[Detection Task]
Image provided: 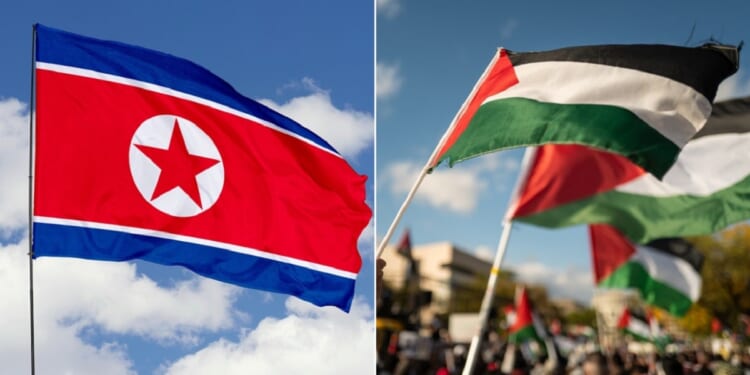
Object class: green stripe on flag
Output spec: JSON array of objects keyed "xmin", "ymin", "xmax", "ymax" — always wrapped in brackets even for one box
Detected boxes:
[
  {"xmin": 509, "ymin": 325, "xmax": 541, "ymax": 344},
  {"xmin": 440, "ymin": 98, "xmax": 679, "ymax": 177},
  {"xmin": 623, "ymin": 328, "xmax": 652, "ymax": 342},
  {"xmin": 517, "ymin": 173, "xmax": 750, "ymax": 244},
  {"xmin": 599, "ymin": 262, "xmax": 694, "ymax": 316}
]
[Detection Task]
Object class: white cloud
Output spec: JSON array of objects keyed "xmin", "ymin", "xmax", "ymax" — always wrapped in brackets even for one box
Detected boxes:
[
  {"xmin": 261, "ymin": 292, "xmax": 274, "ymax": 304},
  {"xmin": 474, "ymin": 245, "xmax": 495, "ymax": 262},
  {"xmin": 0, "ymin": 240, "xmax": 135, "ymax": 374},
  {"xmin": 260, "ymin": 79, "xmax": 373, "ymax": 160},
  {"xmin": 34, "ymin": 257, "xmax": 239, "ymax": 345},
  {"xmin": 377, "ymin": 0, "xmax": 401, "ymax": 19},
  {"xmin": 376, "ymin": 62, "xmax": 402, "ymax": 99},
  {"xmin": 715, "ymin": 72, "xmax": 750, "ymax": 101},
  {"xmin": 161, "ymin": 296, "xmax": 374, "ymax": 374},
  {"xmin": 382, "ymin": 154, "xmax": 518, "ymax": 214},
  {"xmin": 0, "ymin": 98, "xmax": 29, "ymax": 238},
  {"xmin": 384, "ymin": 161, "xmax": 485, "ymax": 213},
  {"xmin": 358, "ymin": 218, "xmax": 375, "ymax": 257},
  {"xmin": 500, "ymin": 19, "xmax": 519, "ymax": 40},
  {"xmin": 510, "ymin": 261, "xmax": 593, "ymax": 304},
  {"xmin": 474, "ymin": 153, "xmax": 520, "ymax": 173},
  {"xmin": 0, "ymin": 241, "xmax": 238, "ymax": 373}
]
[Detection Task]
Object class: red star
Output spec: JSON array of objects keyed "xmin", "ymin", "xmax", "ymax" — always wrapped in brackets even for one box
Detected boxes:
[{"xmin": 135, "ymin": 119, "xmax": 220, "ymax": 208}]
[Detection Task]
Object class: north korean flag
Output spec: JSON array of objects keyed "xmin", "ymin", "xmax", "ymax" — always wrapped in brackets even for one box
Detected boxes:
[{"xmin": 32, "ymin": 24, "xmax": 371, "ymax": 311}]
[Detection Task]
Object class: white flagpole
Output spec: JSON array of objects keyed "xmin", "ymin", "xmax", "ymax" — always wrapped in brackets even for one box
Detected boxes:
[
  {"xmin": 28, "ymin": 24, "xmax": 37, "ymax": 375},
  {"xmin": 376, "ymin": 49, "xmax": 502, "ymax": 258},
  {"xmin": 499, "ymin": 342, "xmax": 516, "ymax": 373},
  {"xmin": 461, "ymin": 147, "xmax": 537, "ymax": 375}
]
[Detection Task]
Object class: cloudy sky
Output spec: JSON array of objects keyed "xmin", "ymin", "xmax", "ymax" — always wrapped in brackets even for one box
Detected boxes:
[
  {"xmin": 377, "ymin": 0, "xmax": 750, "ymax": 304},
  {"xmin": 1, "ymin": 1, "xmax": 373, "ymax": 374}
]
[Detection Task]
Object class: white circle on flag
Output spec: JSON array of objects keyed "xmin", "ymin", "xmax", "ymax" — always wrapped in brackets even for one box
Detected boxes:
[{"xmin": 129, "ymin": 114, "xmax": 224, "ymax": 217}]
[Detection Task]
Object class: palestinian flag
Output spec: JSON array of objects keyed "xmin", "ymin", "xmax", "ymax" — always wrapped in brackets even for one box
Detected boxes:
[
  {"xmin": 617, "ymin": 308, "xmax": 653, "ymax": 342},
  {"xmin": 508, "ymin": 287, "xmax": 542, "ymax": 344},
  {"xmin": 647, "ymin": 310, "xmax": 670, "ymax": 348},
  {"xmin": 430, "ymin": 44, "xmax": 738, "ymax": 178},
  {"xmin": 396, "ymin": 228, "xmax": 412, "ymax": 258},
  {"xmin": 590, "ymin": 224, "xmax": 703, "ymax": 316},
  {"xmin": 510, "ymin": 96, "xmax": 750, "ymax": 244}
]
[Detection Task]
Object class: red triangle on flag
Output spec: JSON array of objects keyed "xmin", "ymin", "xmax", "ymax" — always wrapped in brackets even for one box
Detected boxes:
[
  {"xmin": 509, "ymin": 287, "xmax": 534, "ymax": 333},
  {"xmin": 510, "ymin": 144, "xmax": 644, "ymax": 219},
  {"xmin": 396, "ymin": 229, "xmax": 412, "ymax": 258}
]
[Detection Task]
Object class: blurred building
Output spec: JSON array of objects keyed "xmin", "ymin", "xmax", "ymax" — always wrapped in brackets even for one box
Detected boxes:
[
  {"xmin": 380, "ymin": 241, "xmax": 492, "ymax": 324},
  {"xmin": 551, "ymin": 298, "xmax": 586, "ymax": 317},
  {"xmin": 591, "ymin": 289, "xmax": 640, "ymax": 349}
]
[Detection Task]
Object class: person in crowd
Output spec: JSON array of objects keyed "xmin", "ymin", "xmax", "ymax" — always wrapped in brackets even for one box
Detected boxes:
[
  {"xmin": 581, "ymin": 351, "xmax": 607, "ymax": 375},
  {"xmin": 658, "ymin": 355, "xmax": 684, "ymax": 375}
]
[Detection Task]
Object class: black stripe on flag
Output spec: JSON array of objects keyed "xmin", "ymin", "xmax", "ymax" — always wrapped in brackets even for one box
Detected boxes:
[
  {"xmin": 694, "ymin": 96, "xmax": 750, "ymax": 139},
  {"xmin": 507, "ymin": 44, "xmax": 738, "ymax": 102},
  {"xmin": 644, "ymin": 238, "xmax": 704, "ymax": 273},
  {"xmin": 629, "ymin": 309, "xmax": 649, "ymax": 324}
]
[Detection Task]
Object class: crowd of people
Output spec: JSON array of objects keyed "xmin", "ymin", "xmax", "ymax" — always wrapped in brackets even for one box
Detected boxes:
[
  {"xmin": 376, "ymin": 258, "xmax": 750, "ymax": 374},
  {"xmin": 377, "ymin": 327, "xmax": 750, "ymax": 375}
]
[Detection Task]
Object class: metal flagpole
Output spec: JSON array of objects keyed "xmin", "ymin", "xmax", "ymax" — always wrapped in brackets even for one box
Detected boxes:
[
  {"xmin": 376, "ymin": 50, "xmax": 502, "ymax": 258},
  {"xmin": 461, "ymin": 147, "xmax": 537, "ymax": 375},
  {"xmin": 28, "ymin": 24, "xmax": 37, "ymax": 375},
  {"xmin": 462, "ymin": 220, "xmax": 514, "ymax": 375}
]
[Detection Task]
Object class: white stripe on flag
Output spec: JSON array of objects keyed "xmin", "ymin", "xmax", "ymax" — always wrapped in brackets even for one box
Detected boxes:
[
  {"xmin": 33, "ymin": 216, "xmax": 357, "ymax": 279},
  {"xmin": 632, "ymin": 245, "xmax": 702, "ymax": 300},
  {"xmin": 35, "ymin": 62, "xmax": 342, "ymax": 159},
  {"xmin": 483, "ymin": 60, "xmax": 710, "ymax": 147},
  {"xmin": 617, "ymin": 132, "xmax": 750, "ymax": 196},
  {"xmin": 628, "ymin": 316, "xmax": 652, "ymax": 338}
]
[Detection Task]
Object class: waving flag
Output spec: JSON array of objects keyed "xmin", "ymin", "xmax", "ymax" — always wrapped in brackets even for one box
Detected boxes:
[
  {"xmin": 431, "ymin": 44, "xmax": 738, "ymax": 178},
  {"xmin": 32, "ymin": 24, "xmax": 371, "ymax": 311},
  {"xmin": 508, "ymin": 287, "xmax": 543, "ymax": 344},
  {"xmin": 590, "ymin": 225, "xmax": 703, "ymax": 316},
  {"xmin": 396, "ymin": 228, "xmax": 412, "ymax": 258},
  {"xmin": 511, "ymin": 96, "xmax": 750, "ymax": 243},
  {"xmin": 617, "ymin": 308, "xmax": 652, "ymax": 342}
]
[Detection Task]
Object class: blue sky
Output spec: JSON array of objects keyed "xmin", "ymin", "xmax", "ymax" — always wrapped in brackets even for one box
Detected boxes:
[
  {"xmin": 1, "ymin": 1, "xmax": 373, "ymax": 374},
  {"xmin": 376, "ymin": 0, "xmax": 750, "ymax": 304}
]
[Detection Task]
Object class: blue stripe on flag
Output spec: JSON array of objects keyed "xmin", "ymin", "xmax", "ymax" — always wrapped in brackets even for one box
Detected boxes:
[
  {"xmin": 34, "ymin": 24, "xmax": 338, "ymax": 156},
  {"xmin": 32, "ymin": 222, "xmax": 355, "ymax": 311}
]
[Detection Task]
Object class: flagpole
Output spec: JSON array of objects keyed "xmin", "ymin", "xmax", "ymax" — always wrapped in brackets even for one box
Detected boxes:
[
  {"xmin": 461, "ymin": 147, "xmax": 537, "ymax": 375},
  {"xmin": 376, "ymin": 50, "xmax": 502, "ymax": 258},
  {"xmin": 28, "ymin": 24, "xmax": 37, "ymax": 375},
  {"xmin": 462, "ymin": 221, "xmax": 513, "ymax": 375},
  {"xmin": 499, "ymin": 342, "xmax": 516, "ymax": 373}
]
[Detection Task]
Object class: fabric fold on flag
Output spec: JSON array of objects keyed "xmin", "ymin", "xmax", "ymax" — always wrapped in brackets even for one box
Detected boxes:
[
  {"xmin": 430, "ymin": 44, "xmax": 738, "ymax": 178},
  {"xmin": 510, "ymin": 96, "xmax": 750, "ymax": 244},
  {"xmin": 590, "ymin": 225, "xmax": 703, "ymax": 316},
  {"xmin": 32, "ymin": 24, "xmax": 371, "ymax": 312}
]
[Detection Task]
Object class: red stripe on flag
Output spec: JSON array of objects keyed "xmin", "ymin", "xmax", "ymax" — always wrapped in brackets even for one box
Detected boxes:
[{"xmin": 35, "ymin": 69, "xmax": 369, "ymax": 273}]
